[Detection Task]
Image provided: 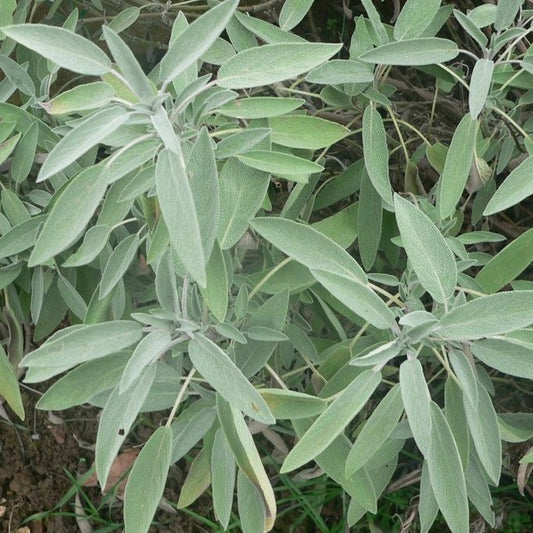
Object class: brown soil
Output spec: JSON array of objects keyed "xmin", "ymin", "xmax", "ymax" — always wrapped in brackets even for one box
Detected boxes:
[{"xmin": 0, "ymin": 389, "xmax": 197, "ymax": 533}]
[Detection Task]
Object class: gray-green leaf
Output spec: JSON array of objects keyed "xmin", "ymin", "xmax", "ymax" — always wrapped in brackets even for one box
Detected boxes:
[
  {"xmin": 29, "ymin": 166, "xmax": 108, "ymax": 266},
  {"xmin": 279, "ymin": 0, "xmax": 315, "ymax": 31},
  {"xmin": 310, "ymin": 268, "xmax": 395, "ymax": 329},
  {"xmin": 155, "ymin": 148, "xmax": 206, "ymax": 287},
  {"xmin": 393, "ymin": 0, "xmax": 442, "ymax": 40},
  {"xmin": 189, "ymin": 334, "xmax": 274, "ymax": 424},
  {"xmin": 281, "ymin": 369, "xmax": 381, "ymax": 473},
  {"xmin": 400, "ymin": 359, "xmax": 432, "ymax": 455},
  {"xmin": 472, "ymin": 338, "xmax": 533, "ymax": 380},
  {"xmin": 20, "ymin": 321, "xmax": 142, "ymax": 371},
  {"xmin": 96, "ymin": 367, "xmax": 156, "ymax": 488},
  {"xmin": 251, "ymin": 217, "xmax": 367, "ymax": 283},
  {"xmin": 217, "ymin": 42, "xmax": 342, "ymax": 89},
  {"xmin": 37, "ymin": 106, "xmax": 129, "ymax": 182},
  {"xmin": 124, "ymin": 426, "xmax": 172, "ymax": 533},
  {"xmin": 362, "ymin": 106, "xmax": 393, "ymax": 206},
  {"xmin": 99, "ymin": 234, "xmax": 140, "ymax": 299},
  {"xmin": 438, "ymin": 291, "xmax": 533, "ymax": 340},
  {"xmin": 437, "ymin": 114, "xmax": 477, "ymax": 219},
  {"xmin": 395, "ymin": 194, "xmax": 457, "ymax": 303},
  {"xmin": 469, "ymin": 59, "xmax": 493, "ymax": 119},
  {"xmin": 483, "ymin": 155, "xmax": 533, "ymax": 215},
  {"xmin": 360, "ymin": 38, "xmax": 458, "ymax": 66},
  {"xmin": 2, "ymin": 24, "xmax": 112, "ymax": 75},
  {"xmin": 345, "ymin": 384, "xmax": 403, "ymax": 476},
  {"xmin": 427, "ymin": 402, "xmax": 469, "ymax": 533},
  {"xmin": 217, "ymin": 158, "xmax": 270, "ymax": 249},
  {"xmin": 159, "ymin": 0, "xmax": 238, "ymax": 84}
]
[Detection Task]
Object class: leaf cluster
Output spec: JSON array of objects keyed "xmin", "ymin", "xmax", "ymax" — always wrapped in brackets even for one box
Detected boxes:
[{"xmin": 0, "ymin": 1, "xmax": 533, "ymax": 532}]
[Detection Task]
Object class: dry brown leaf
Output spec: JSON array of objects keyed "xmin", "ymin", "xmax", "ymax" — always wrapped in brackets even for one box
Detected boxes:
[
  {"xmin": 83, "ymin": 447, "xmax": 140, "ymax": 496},
  {"xmin": 29, "ymin": 521, "xmax": 43, "ymax": 533},
  {"xmin": 47, "ymin": 411, "xmax": 64, "ymax": 424},
  {"xmin": 517, "ymin": 451, "xmax": 533, "ymax": 497},
  {"xmin": 49, "ymin": 425, "xmax": 66, "ymax": 445},
  {"xmin": 74, "ymin": 492, "xmax": 93, "ymax": 533}
]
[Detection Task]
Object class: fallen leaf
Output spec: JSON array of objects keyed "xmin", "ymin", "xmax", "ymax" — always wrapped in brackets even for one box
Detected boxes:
[
  {"xmin": 84, "ymin": 448, "xmax": 140, "ymax": 496},
  {"xmin": 74, "ymin": 492, "xmax": 93, "ymax": 533},
  {"xmin": 49, "ymin": 425, "xmax": 66, "ymax": 445}
]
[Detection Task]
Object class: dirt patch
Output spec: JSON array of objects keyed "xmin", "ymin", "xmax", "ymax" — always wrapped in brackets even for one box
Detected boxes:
[
  {"xmin": 0, "ymin": 390, "xmax": 198, "ymax": 532},
  {"xmin": 1, "ymin": 388, "xmax": 98, "ymax": 532}
]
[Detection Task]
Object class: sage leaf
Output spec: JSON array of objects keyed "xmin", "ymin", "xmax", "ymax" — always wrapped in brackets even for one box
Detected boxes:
[
  {"xmin": 102, "ymin": 26, "xmax": 153, "ymax": 101},
  {"xmin": 2, "ymin": 24, "xmax": 112, "ymax": 75},
  {"xmin": 483, "ymin": 155, "xmax": 533, "ymax": 215},
  {"xmin": 233, "ymin": 11, "xmax": 305, "ymax": 45},
  {"xmin": 281, "ymin": 369, "xmax": 381, "ymax": 473},
  {"xmin": 43, "ymin": 82, "xmax": 114, "ymax": 115},
  {"xmin": 472, "ymin": 338, "xmax": 533, "ymax": 380},
  {"xmin": 237, "ymin": 150, "xmax": 323, "ymax": 179},
  {"xmin": 393, "ymin": 0, "xmax": 442, "ymax": 40},
  {"xmin": 218, "ymin": 158, "xmax": 270, "ymax": 249},
  {"xmin": 11, "ymin": 121, "xmax": 38, "ymax": 183},
  {"xmin": 437, "ymin": 114, "xmax": 477, "ymax": 219},
  {"xmin": 259, "ymin": 389, "xmax": 326, "ymax": 419},
  {"xmin": 0, "ymin": 344, "xmax": 24, "ymax": 420},
  {"xmin": 189, "ymin": 334, "xmax": 275, "ymax": 424},
  {"xmin": 306, "ymin": 59, "xmax": 374, "ymax": 84},
  {"xmin": 57, "ymin": 275, "xmax": 88, "ymax": 321},
  {"xmin": 0, "ymin": 215, "xmax": 46, "ymax": 259},
  {"xmin": 155, "ymin": 148, "xmax": 206, "ymax": 287},
  {"xmin": 427, "ymin": 402, "xmax": 469, "ymax": 533},
  {"xmin": 62, "ymin": 225, "xmax": 112, "ymax": 268},
  {"xmin": 454, "ymin": 10, "xmax": 488, "ymax": 49},
  {"xmin": 160, "ymin": 0, "xmax": 238, "ymax": 84},
  {"xmin": 419, "ymin": 461, "xmax": 439, "ymax": 533},
  {"xmin": 20, "ymin": 321, "xmax": 142, "ymax": 370},
  {"xmin": 29, "ymin": 166, "xmax": 108, "ymax": 266},
  {"xmin": 217, "ymin": 396, "xmax": 276, "ymax": 531},
  {"xmin": 171, "ymin": 401, "xmax": 216, "ymax": 463},
  {"xmin": 99, "ymin": 233, "xmax": 140, "ymax": 299},
  {"xmin": 124, "ymin": 426, "xmax": 172, "ymax": 533},
  {"xmin": 345, "ymin": 384, "xmax": 403, "ymax": 476},
  {"xmin": 269, "ymin": 115, "xmax": 348, "ymax": 150},
  {"xmin": 119, "ymin": 330, "xmax": 173, "ymax": 393},
  {"xmin": 400, "ymin": 359, "xmax": 432, "ymax": 456},
  {"xmin": 279, "ymin": 0, "xmax": 315, "ymax": 31},
  {"xmin": 177, "ymin": 449, "xmax": 211, "ymax": 509},
  {"xmin": 188, "ymin": 127, "xmax": 219, "ymax": 261},
  {"xmin": 200, "ymin": 241, "xmax": 229, "ymax": 322},
  {"xmin": 251, "ymin": 217, "xmax": 367, "ymax": 283},
  {"xmin": 357, "ymin": 170, "xmax": 383, "ymax": 270},
  {"xmin": 469, "ymin": 59, "xmax": 493, "ymax": 119},
  {"xmin": 211, "ymin": 429, "xmax": 236, "ymax": 530},
  {"xmin": 219, "ymin": 96, "xmax": 304, "ymax": 118},
  {"xmin": 463, "ymin": 382, "xmax": 502, "ymax": 485},
  {"xmin": 36, "ymin": 353, "xmax": 130, "ymax": 411},
  {"xmin": 475, "ymin": 227, "xmax": 533, "ymax": 293},
  {"xmin": 438, "ymin": 291, "xmax": 533, "ymax": 340},
  {"xmin": 360, "ymin": 38, "xmax": 459, "ymax": 66},
  {"xmin": 237, "ymin": 470, "xmax": 266, "ymax": 533},
  {"xmin": 394, "ymin": 194, "xmax": 457, "ymax": 303},
  {"xmin": 310, "ymin": 268, "xmax": 395, "ymax": 329},
  {"xmin": 37, "ymin": 106, "xmax": 129, "ymax": 182},
  {"xmin": 495, "ymin": 0, "xmax": 522, "ymax": 30},
  {"xmin": 217, "ymin": 42, "xmax": 342, "ymax": 89},
  {"xmin": 362, "ymin": 106, "xmax": 393, "ymax": 205},
  {"xmin": 215, "ymin": 128, "xmax": 270, "ymax": 159},
  {"xmin": 96, "ymin": 366, "xmax": 156, "ymax": 488}
]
